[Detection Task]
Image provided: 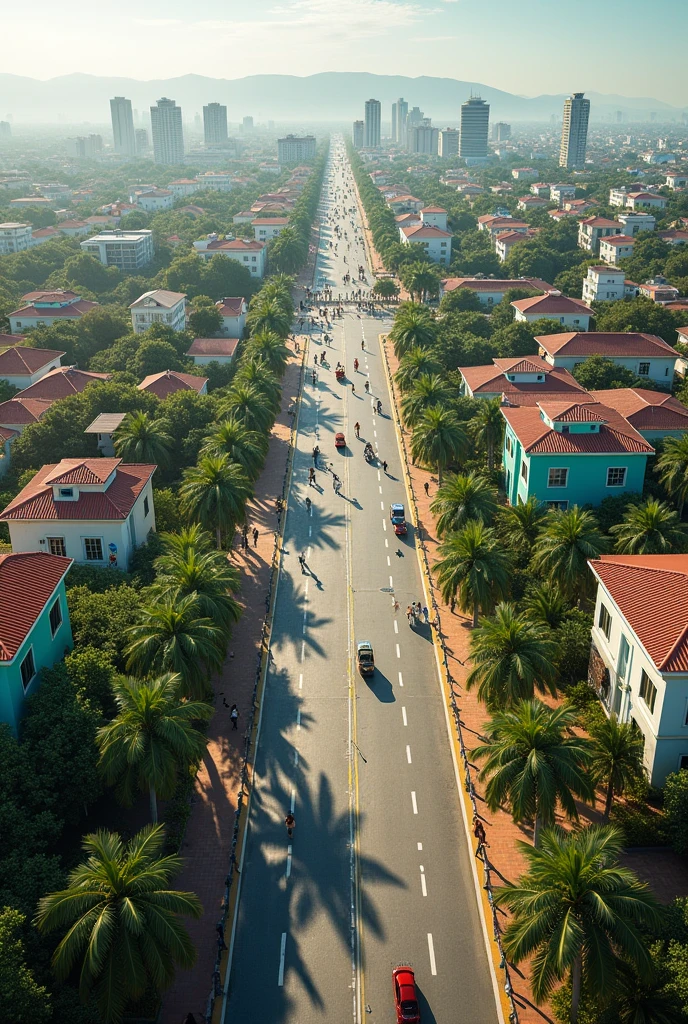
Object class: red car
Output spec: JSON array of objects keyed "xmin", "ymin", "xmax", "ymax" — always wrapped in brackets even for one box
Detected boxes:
[
  {"xmin": 335, "ymin": 432, "xmax": 346, "ymax": 448},
  {"xmin": 392, "ymin": 967, "xmax": 420, "ymax": 1023}
]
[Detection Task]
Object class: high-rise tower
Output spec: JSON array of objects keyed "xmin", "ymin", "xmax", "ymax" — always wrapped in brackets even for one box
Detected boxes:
[
  {"xmin": 150, "ymin": 97, "xmax": 185, "ymax": 165},
  {"xmin": 459, "ymin": 96, "xmax": 490, "ymax": 161},
  {"xmin": 559, "ymin": 93, "xmax": 590, "ymax": 169},
  {"xmin": 203, "ymin": 103, "xmax": 228, "ymax": 146},
  {"xmin": 110, "ymin": 97, "xmax": 136, "ymax": 157},
  {"xmin": 364, "ymin": 99, "xmax": 381, "ymax": 148}
]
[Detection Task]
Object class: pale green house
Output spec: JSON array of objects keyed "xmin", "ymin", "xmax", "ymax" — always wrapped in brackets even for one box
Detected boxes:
[{"xmin": 0, "ymin": 551, "xmax": 73, "ymax": 734}]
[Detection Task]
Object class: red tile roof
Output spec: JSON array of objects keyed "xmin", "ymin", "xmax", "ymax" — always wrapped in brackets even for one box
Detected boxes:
[
  {"xmin": 600, "ymin": 235, "xmax": 635, "ymax": 247},
  {"xmin": 187, "ymin": 338, "xmax": 239, "ymax": 358},
  {"xmin": 512, "ymin": 294, "xmax": 593, "ymax": 315},
  {"xmin": 138, "ymin": 370, "xmax": 208, "ymax": 399},
  {"xmin": 0, "ymin": 426, "xmax": 17, "ymax": 442},
  {"xmin": 44, "ymin": 458, "xmax": 120, "ymax": 485},
  {"xmin": 216, "ymin": 297, "xmax": 246, "ymax": 316},
  {"xmin": 0, "ymin": 460, "xmax": 156, "ymax": 522},
  {"xmin": 10, "ymin": 299, "xmax": 99, "ymax": 319},
  {"xmin": 251, "ymin": 217, "xmax": 289, "ymax": 225},
  {"xmin": 17, "ymin": 367, "xmax": 110, "ymax": 400},
  {"xmin": 538, "ymin": 331, "xmax": 676, "ymax": 358},
  {"xmin": 0, "ymin": 346, "xmax": 65, "ymax": 375},
  {"xmin": 401, "ymin": 224, "xmax": 452, "ymax": 240},
  {"xmin": 0, "ymin": 334, "xmax": 26, "ymax": 346},
  {"xmin": 580, "ymin": 217, "xmax": 619, "ymax": 228},
  {"xmin": 421, "ymin": 206, "xmax": 447, "ymax": 213},
  {"xmin": 0, "ymin": 396, "xmax": 54, "ymax": 425},
  {"xmin": 589, "ymin": 388, "xmax": 688, "ymax": 431},
  {"xmin": 501, "ymin": 400, "xmax": 654, "ymax": 455},
  {"xmin": 205, "ymin": 239, "xmax": 265, "ymax": 251},
  {"xmin": 441, "ymin": 277, "xmax": 553, "ymax": 294},
  {"xmin": 0, "ymin": 552, "xmax": 72, "ymax": 661},
  {"xmin": 460, "ymin": 359, "xmax": 586, "ymax": 398},
  {"xmin": 589, "ymin": 555, "xmax": 688, "ymax": 672},
  {"xmin": 21, "ymin": 290, "xmax": 79, "ymax": 302}
]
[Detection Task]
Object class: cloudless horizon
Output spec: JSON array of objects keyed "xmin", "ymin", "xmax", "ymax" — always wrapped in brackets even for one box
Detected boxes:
[{"xmin": 2, "ymin": 0, "xmax": 686, "ymax": 105}]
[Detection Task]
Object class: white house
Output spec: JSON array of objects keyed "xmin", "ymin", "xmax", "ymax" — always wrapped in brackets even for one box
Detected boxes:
[
  {"xmin": 0, "ymin": 223, "xmax": 35, "ymax": 254},
  {"xmin": 193, "ymin": 236, "xmax": 267, "ymax": 278},
  {"xmin": 587, "ymin": 554, "xmax": 688, "ymax": 785},
  {"xmin": 582, "ymin": 266, "xmax": 633, "ymax": 304},
  {"xmin": 215, "ymin": 297, "xmax": 248, "ymax": 337},
  {"xmin": 9, "ymin": 290, "xmax": 99, "ymax": 333},
  {"xmin": 617, "ymin": 212, "xmax": 656, "ymax": 236},
  {"xmin": 419, "ymin": 207, "xmax": 449, "ymax": 231},
  {"xmin": 666, "ymin": 173, "xmax": 688, "ymax": 190},
  {"xmin": 84, "ymin": 413, "xmax": 128, "ymax": 458},
  {"xmin": 186, "ymin": 337, "xmax": 239, "ymax": 366},
  {"xmin": 58, "ymin": 219, "xmax": 90, "ymax": 237},
  {"xmin": 0, "ymin": 346, "xmax": 65, "ymax": 390},
  {"xmin": 80, "ymin": 230, "xmax": 154, "ymax": 270},
  {"xmin": 511, "ymin": 293, "xmax": 594, "ymax": 330},
  {"xmin": 0, "ymin": 458, "xmax": 157, "ymax": 570},
  {"xmin": 168, "ymin": 179, "xmax": 201, "ymax": 198},
  {"xmin": 138, "ymin": 370, "xmax": 208, "ymax": 399},
  {"xmin": 195, "ymin": 172, "xmax": 232, "ymax": 192},
  {"xmin": 252, "ymin": 217, "xmax": 289, "ymax": 242},
  {"xmin": 129, "ymin": 290, "xmax": 187, "ymax": 334},
  {"xmin": 495, "ymin": 230, "xmax": 532, "ymax": 262},
  {"xmin": 550, "ymin": 184, "xmax": 576, "ymax": 204},
  {"xmin": 439, "ymin": 277, "xmax": 552, "ymax": 306},
  {"xmin": 132, "ymin": 188, "xmax": 174, "ymax": 212},
  {"xmin": 399, "ymin": 223, "xmax": 452, "ymax": 266},
  {"xmin": 599, "ymin": 235, "xmax": 636, "ymax": 266},
  {"xmin": 536, "ymin": 331, "xmax": 677, "ymax": 386},
  {"xmin": 578, "ymin": 217, "xmax": 622, "ymax": 253},
  {"xmin": 625, "ymin": 192, "xmax": 667, "ymax": 211}
]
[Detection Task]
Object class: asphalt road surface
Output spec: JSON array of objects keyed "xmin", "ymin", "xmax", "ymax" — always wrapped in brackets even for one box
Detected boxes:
[{"xmin": 224, "ymin": 138, "xmax": 499, "ymax": 1024}]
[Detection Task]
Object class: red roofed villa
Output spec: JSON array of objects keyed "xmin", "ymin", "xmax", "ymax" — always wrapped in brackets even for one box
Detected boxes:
[
  {"xmin": 511, "ymin": 292, "xmax": 594, "ymax": 329},
  {"xmin": 9, "ymin": 290, "xmax": 99, "ymax": 333},
  {"xmin": 138, "ymin": 370, "xmax": 208, "ymax": 399},
  {"xmin": 0, "ymin": 345, "xmax": 65, "ymax": 390},
  {"xmin": 536, "ymin": 332, "xmax": 677, "ymax": 386}
]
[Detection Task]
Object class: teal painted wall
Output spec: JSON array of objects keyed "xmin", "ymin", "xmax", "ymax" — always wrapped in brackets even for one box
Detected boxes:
[{"xmin": 0, "ymin": 579, "xmax": 73, "ymax": 735}]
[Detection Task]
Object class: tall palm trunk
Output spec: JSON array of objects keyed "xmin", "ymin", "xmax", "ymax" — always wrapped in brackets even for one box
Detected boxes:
[
  {"xmin": 150, "ymin": 784, "xmax": 158, "ymax": 824},
  {"xmin": 216, "ymin": 525, "xmax": 222, "ymax": 551},
  {"xmin": 571, "ymin": 954, "xmax": 582, "ymax": 1024},
  {"xmin": 533, "ymin": 809, "xmax": 543, "ymax": 848},
  {"xmin": 438, "ymin": 460, "xmax": 443, "ymax": 487},
  {"xmin": 472, "ymin": 602, "xmax": 479, "ymax": 628},
  {"xmin": 487, "ymin": 438, "xmax": 494, "ymax": 473},
  {"xmin": 604, "ymin": 776, "xmax": 614, "ymax": 821}
]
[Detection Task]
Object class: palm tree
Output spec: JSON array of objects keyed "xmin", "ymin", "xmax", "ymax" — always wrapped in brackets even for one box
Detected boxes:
[
  {"xmin": 401, "ymin": 373, "xmax": 456, "ymax": 428},
  {"xmin": 497, "ymin": 496, "xmax": 547, "ymax": 556},
  {"xmin": 220, "ymin": 382, "xmax": 275, "ymax": 433},
  {"xmin": 430, "ymin": 472, "xmax": 498, "ymax": 536},
  {"xmin": 472, "ymin": 700, "xmax": 594, "ymax": 846},
  {"xmin": 471, "ymin": 398, "xmax": 504, "ymax": 473},
  {"xmin": 589, "ymin": 715, "xmax": 646, "ymax": 820},
  {"xmin": 434, "ymin": 521, "xmax": 510, "ymax": 626},
  {"xmin": 410, "ymin": 406, "xmax": 467, "ymax": 486},
  {"xmin": 35, "ymin": 825, "xmax": 202, "ymax": 1024},
  {"xmin": 125, "ymin": 594, "xmax": 225, "ymax": 698},
  {"xmin": 234, "ymin": 360, "xmax": 281, "ymax": 411},
  {"xmin": 467, "ymin": 602, "xmax": 557, "ymax": 708},
  {"xmin": 657, "ymin": 434, "xmax": 688, "ymax": 516},
  {"xmin": 389, "ymin": 303, "xmax": 437, "ymax": 358},
  {"xmin": 201, "ymin": 417, "xmax": 267, "ymax": 481},
  {"xmin": 243, "ymin": 330, "xmax": 290, "ymax": 376},
  {"xmin": 532, "ymin": 506, "xmax": 607, "ymax": 602},
  {"xmin": 113, "ymin": 411, "xmax": 172, "ymax": 467},
  {"xmin": 494, "ymin": 826, "xmax": 661, "ymax": 1024},
  {"xmin": 180, "ymin": 454, "xmax": 252, "ymax": 549},
  {"xmin": 269, "ymin": 227, "xmax": 306, "ymax": 277},
  {"xmin": 151, "ymin": 544, "xmax": 242, "ymax": 632},
  {"xmin": 610, "ymin": 498, "xmax": 688, "ymax": 555},
  {"xmin": 523, "ymin": 582, "xmax": 568, "ymax": 629},
  {"xmin": 400, "ymin": 261, "xmax": 441, "ymax": 303},
  {"xmin": 246, "ymin": 294, "xmax": 292, "ymax": 339},
  {"xmin": 97, "ymin": 673, "xmax": 212, "ymax": 823},
  {"xmin": 158, "ymin": 523, "xmax": 214, "ymax": 559},
  {"xmin": 394, "ymin": 347, "xmax": 441, "ymax": 392}
]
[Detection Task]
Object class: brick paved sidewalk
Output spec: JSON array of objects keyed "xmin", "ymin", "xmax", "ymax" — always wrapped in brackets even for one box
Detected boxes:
[{"xmin": 160, "ymin": 344, "xmax": 305, "ymax": 1024}]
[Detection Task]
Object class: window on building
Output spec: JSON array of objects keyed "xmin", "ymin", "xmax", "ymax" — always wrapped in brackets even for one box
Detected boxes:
[
  {"xmin": 639, "ymin": 670, "xmax": 657, "ymax": 713},
  {"xmin": 607, "ymin": 467, "xmax": 627, "ymax": 488},
  {"xmin": 83, "ymin": 537, "xmax": 104, "ymax": 561},
  {"xmin": 546, "ymin": 500, "xmax": 568, "ymax": 510},
  {"xmin": 679, "ymin": 755, "xmax": 688, "ymax": 771},
  {"xmin": 638, "ymin": 362, "xmax": 650, "ymax": 376},
  {"xmin": 47, "ymin": 536, "xmax": 66, "ymax": 557},
  {"xmin": 520, "ymin": 461, "xmax": 528, "ymax": 482},
  {"xmin": 49, "ymin": 599, "xmax": 62, "ymax": 636},
  {"xmin": 143, "ymin": 495, "xmax": 149, "ymax": 517},
  {"xmin": 548, "ymin": 468, "xmax": 568, "ymax": 488},
  {"xmin": 58, "ymin": 487, "xmax": 73, "ymax": 498},
  {"xmin": 598, "ymin": 603, "xmax": 612, "ymax": 640},
  {"xmin": 20, "ymin": 648, "xmax": 36, "ymax": 692}
]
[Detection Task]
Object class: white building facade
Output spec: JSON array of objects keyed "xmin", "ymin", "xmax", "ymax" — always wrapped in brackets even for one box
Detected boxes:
[
  {"xmin": 80, "ymin": 230, "xmax": 155, "ymax": 270},
  {"xmin": 129, "ymin": 290, "xmax": 186, "ymax": 333}
]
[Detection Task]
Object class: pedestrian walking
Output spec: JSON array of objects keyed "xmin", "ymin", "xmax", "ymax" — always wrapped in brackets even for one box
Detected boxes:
[
  {"xmin": 305, "ymin": 496, "xmax": 312, "ymax": 513},
  {"xmin": 298, "ymin": 552, "xmax": 307, "ymax": 574},
  {"xmin": 216, "ymin": 921, "xmax": 228, "ymax": 951},
  {"xmin": 424, "ymin": 481, "xmax": 430, "ymax": 497},
  {"xmin": 285, "ymin": 814, "xmax": 296, "ymax": 838},
  {"xmin": 309, "ymin": 467, "xmax": 316, "ymax": 486},
  {"xmin": 332, "ymin": 473, "xmax": 340, "ymax": 491},
  {"xmin": 351, "ymin": 383, "xmax": 355, "ymax": 394},
  {"xmin": 416, "ymin": 601, "xmax": 422, "ymax": 619},
  {"xmin": 312, "ymin": 370, "xmax": 317, "ymax": 386},
  {"xmin": 423, "ymin": 605, "xmax": 429, "ymax": 624},
  {"xmin": 382, "ymin": 460, "xmax": 388, "ymax": 473},
  {"xmin": 252, "ymin": 527, "xmax": 259, "ymax": 547},
  {"xmin": 473, "ymin": 816, "xmax": 489, "ymax": 849},
  {"xmin": 354, "ymin": 421, "xmax": 360, "ymax": 438},
  {"xmin": 230, "ymin": 704, "xmax": 239, "ymax": 730}
]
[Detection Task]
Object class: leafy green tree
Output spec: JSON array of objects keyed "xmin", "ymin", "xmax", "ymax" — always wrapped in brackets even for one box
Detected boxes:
[
  {"xmin": 372, "ymin": 277, "xmax": 400, "ymax": 300},
  {"xmin": 401, "ymin": 373, "xmax": 455, "ymax": 428},
  {"xmin": 152, "ymin": 487, "xmax": 182, "ymax": 533},
  {"xmin": 188, "ymin": 295, "xmax": 223, "ymax": 337},
  {"xmin": 63, "ymin": 252, "xmax": 116, "ymax": 294},
  {"xmin": 497, "ymin": 496, "xmax": 548, "ymax": 556},
  {"xmin": 235, "ymin": 359, "xmax": 281, "ymax": 410},
  {"xmin": 35, "ymin": 825, "xmax": 202, "ymax": 1024},
  {"xmin": 439, "ymin": 287, "xmax": 482, "ymax": 313},
  {"xmin": 657, "ymin": 435, "xmax": 688, "ymax": 516},
  {"xmin": 472, "ymin": 700, "xmax": 594, "ymax": 845},
  {"xmin": 494, "ymin": 826, "xmax": 661, "ymax": 1024},
  {"xmin": 489, "ymin": 288, "xmax": 541, "ymax": 329},
  {"xmin": 243, "ymin": 330, "xmax": 290, "ymax": 375},
  {"xmin": 467, "ymin": 602, "xmax": 557, "ymax": 707},
  {"xmin": 434, "ymin": 521, "xmax": 510, "ymax": 626},
  {"xmin": 394, "ymin": 347, "xmax": 441, "ymax": 392},
  {"xmin": 471, "ymin": 397, "xmax": 504, "ymax": 472},
  {"xmin": 67, "ymin": 584, "xmax": 144, "ymax": 671},
  {"xmin": 610, "ymin": 498, "xmax": 688, "ymax": 554},
  {"xmin": 113, "ymin": 410, "xmax": 172, "ymax": 466},
  {"xmin": 410, "ymin": 406, "xmax": 467, "ymax": 485},
  {"xmin": 201, "ymin": 417, "xmax": 267, "ymax": 480},
  {"xmin": 664, "ymin": 770, "xmax": 688, "ymax": 855},
  {"xmin": 595, "ymin": 295, "xmax": 684, "ymax": 345},
  {"xmin": 399, "ymin": 261, "xmax": 441, "ymax": 303},
  {"xmin": 430, "ymin": 472, "xmax": 498, "ymax": 535},
  {"xmin": 269, "ymin": 226, "xmax": 307, "ymax": 275},
  {"xmin": 246, "ymin": 294, "xmax": 292, "ymax": 339},
  {"xmin": 572, "ymin": 355, "xmax": 645, "ymax": 391},
  {"xmin": 0, "ymin": 907, "xmax": 51, "ymax": 1023},
  {"xmin": 97, "ymin": 673, "xmax": 212, "ymax": 822},
  {"xmin": 180, "ymin": 454, "xmax": 252, "ymax": 549},
  {"xmin": 389, "ymin": 303, "xmax": 437, "ymax": 358},
  {"xmin": 131, "ymin": 339, "xmax": 184, "ymax": 378},
  {"xmin": 532, "ymin": 507, "xmax": 607, "ymax": 602},
  {"xmin": 589, "ymin": 715, "xmax": 646, "ymax": 821},
  {"xmin": 64, "ymin": 645, "xmax": 117, "ymax": 719}
]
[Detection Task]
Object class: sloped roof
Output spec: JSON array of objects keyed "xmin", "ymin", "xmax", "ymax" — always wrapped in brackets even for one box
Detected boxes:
[
  {"xmin": 441, "ymin": 277, "xmax": 552, "ymax": 294},
  {"xmin": 0, "ymin": 460, "xmax": 156, "ymax": 522},
  {"xmin": 138, "ymin": 370, "xmax": 208, "ymax": 399},
  {"xmin": 84, "ymin": 412, "xmax": 128, "ymax": 434},
  {"xmin": 512, "ymin": 294, "xmax": 593, "ymax": 315},
  {"xmin": 129, "ymin": 289, "xmax": 185, "ymax": 309},
  {"xmin": 538, "ymin": 331, "xmax": 676, "ymax": 358},
  {"xmin": 16, "ymin": 367, "xmax": 111, "ymax": 400},
  {"xmin": 44, "ymin": 458, "xmax": 120, "ymax": 485},
  {"xmin": 0, "ymin": 552, "xmax": 73, "ymax": 661},
  {"xmin": 589, "ymin": 388, "xmax": 688, "ymax": 430},
  {"xmin": 0, "ymin": 345, "xmax": 65, "ymax": 375},
  {"xmin": 216, "ymin": 297, "xmax": 246, "ymax": 316},
  {"xmin": 0, "ymin": 396, "xmax": 54, "ymax": 425},
  {"xmin": 460, "ymin": 359, "xmax": 587, "ymax": 398},
  {"xmin": 589, "ymin": 555, "xmax": 688, "ymax": 672},
  {"xmin": 501, "ymin": 400, "xmax": 654, "ymax": 455},
  {"xmin": 401, "ymin": 224, "xmax": 452, "ymax": 240},
  {"xmin": 10, "ymin": 299, "xmax": 98, "ymax": 319},
  {"xmin": 186, "ymin": 338, "xmax": 240, "ymax": 357}
]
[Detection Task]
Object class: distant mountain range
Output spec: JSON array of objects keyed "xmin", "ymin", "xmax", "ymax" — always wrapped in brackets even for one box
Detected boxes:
[{"xmin": 0, "ymin": 72, "xmax": 685, "ymax": 125}]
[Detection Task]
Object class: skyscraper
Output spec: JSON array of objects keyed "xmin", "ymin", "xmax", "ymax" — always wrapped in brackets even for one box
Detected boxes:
[
  {"xmin": 364, "ymin": 99, "xmax": 381, "ymax": 148},
  {"xmin": 459, "ymin": 96, "xmax": 490, "ymax": 162},
  {"xmin": 110, "ymin": 96, "xmax": 136, "ymax": 157},
  {"xmin": 391, "ymin": 103, "xmax": 397, "ymax": 143},
  {"xmin": 438, "ymin": 128, "xmax": 459, "ymax": 158},
  {"xmin": 409, "ymin": 125, "xmax": 439, "ymax": 155},
  {"xmin": 150, "ymin": 97, "xmax": 184, "ymax": 165},
  {"xmin": 204, "ymin": 103, "xmax": 228, "ymax": 146},
  {"xmin": 559, "ymin": 92, "xmax": 590, "ymax": 169},
  {"xmin": 396, "ymin": 98, "xmax": 408, "ymax": 147},
  {"xmin": 352, "ymin": 121, "xmax": 364, "ymax": 149}
]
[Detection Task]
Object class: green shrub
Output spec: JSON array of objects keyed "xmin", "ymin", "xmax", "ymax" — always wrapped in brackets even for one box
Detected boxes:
[
  {"xmin": 610, "ymin": 800, "xmax": 669, "ymax": 847},
  {"xmin": 665, "ymin": 770, "xmax": 688, "ymax": 854}
]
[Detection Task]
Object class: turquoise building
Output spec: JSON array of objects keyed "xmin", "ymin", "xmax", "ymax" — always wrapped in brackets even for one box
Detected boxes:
[
  {"xmin": 502, "ymin": 399, "xmax": 654, "ymax": 509},
  {"xmin": 0, "ymin": 551, "xmax": 73, "ymax": 734}
]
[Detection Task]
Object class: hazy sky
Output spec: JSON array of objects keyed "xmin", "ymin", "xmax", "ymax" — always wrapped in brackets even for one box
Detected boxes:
[{"xmin": 4, "ymin": 0, "xmax": 686, "ymax": 104}]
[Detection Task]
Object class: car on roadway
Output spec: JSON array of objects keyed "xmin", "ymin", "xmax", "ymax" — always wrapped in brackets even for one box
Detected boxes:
[
  {"xmin": 390, "ymin": 503, "xmax": 407, "ymax": 535},
  {"xmin": 335, "ymin": 432, "xmax": 346, "ymax": 448},
  {"xmin": 392, "ymin": 967, "xmax": 420, "ymax": 1022},
  {"xmin": 356, "ymin": 641, "xmax": 375, "ymax": 676}
]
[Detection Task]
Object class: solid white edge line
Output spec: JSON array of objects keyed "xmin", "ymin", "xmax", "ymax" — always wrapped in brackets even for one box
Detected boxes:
[{"xmin": 278, "ymin": 931, "xmax": 287, "ymax": 986}]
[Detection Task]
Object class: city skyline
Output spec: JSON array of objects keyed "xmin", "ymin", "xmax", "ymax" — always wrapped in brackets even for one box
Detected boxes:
[{"xmin": 1, "ymin": 0, "xmax": 685, "ymax": 105}]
